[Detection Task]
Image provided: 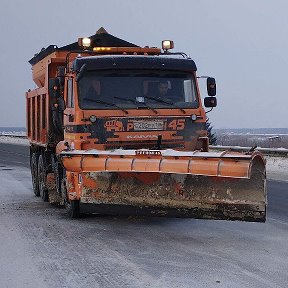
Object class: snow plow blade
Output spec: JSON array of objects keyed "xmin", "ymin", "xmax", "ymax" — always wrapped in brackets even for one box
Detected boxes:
[{"xmin": 60, "ymin": 149, "xmax": 267, "ymax": 222}]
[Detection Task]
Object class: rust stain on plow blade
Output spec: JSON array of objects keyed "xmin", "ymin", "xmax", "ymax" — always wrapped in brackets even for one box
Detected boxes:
[{"xmin": 61, "ymin": 149, "xmax": 267, "ymax": 222}]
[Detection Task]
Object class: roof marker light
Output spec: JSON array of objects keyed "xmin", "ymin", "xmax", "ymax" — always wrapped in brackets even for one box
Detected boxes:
[
  {"xmin": 93, "ymin": 47, "xmax": 112, "ymax": 52},
  {"xmin": 78, "ymin": 37, "xmax": 91, "ymax": 49}
]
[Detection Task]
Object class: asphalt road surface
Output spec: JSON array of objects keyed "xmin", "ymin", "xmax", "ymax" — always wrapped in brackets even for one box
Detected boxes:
[{"xmin": 0, "ymin": 143, "xmax": 287, "ymax": 288}]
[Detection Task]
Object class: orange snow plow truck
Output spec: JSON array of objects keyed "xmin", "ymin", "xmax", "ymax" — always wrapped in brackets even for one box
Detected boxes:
[{"xmin": 26, "ymin": 28, "xmax": 266, "ymax": 221}]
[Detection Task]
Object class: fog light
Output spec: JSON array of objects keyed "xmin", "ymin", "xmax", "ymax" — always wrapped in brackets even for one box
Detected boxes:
[{"xmin": 191, "ymin": 114, "xmax": 197, "ymax": 121}]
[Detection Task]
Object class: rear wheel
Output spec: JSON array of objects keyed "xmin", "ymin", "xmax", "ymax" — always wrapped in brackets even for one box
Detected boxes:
[
  {"xmin": 38, "ymin": 155, "xmax": 49, "ymax": 202},
  {"xmin": 31, "ymin": 153, "xmax": 40, "ymax": 196}
]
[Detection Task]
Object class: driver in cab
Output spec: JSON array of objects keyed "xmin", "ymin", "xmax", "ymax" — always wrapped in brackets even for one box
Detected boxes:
[
  {"xmin": 155, "ymin": 80, "xmax": 182, "ymax": 102},
  {"xmin": 157, "ymin": 80, "xmax": 170, "ymax": 98}
]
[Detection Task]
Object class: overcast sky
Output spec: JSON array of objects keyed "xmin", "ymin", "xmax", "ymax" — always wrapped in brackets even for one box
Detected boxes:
[{"xmin": 0, "ymin": 0, "xmax": 287, "ymax": 128}]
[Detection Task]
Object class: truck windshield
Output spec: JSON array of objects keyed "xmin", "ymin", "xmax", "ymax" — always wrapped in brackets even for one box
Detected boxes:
[{"xmin": 78, "ymin": 70, "xmax": 199, "ymax": 110}]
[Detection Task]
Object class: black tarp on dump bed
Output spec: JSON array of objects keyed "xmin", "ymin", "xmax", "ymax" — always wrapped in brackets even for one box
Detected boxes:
[{"xmin": 29, "ymin": 27, "xmax": 138, "ymax": 65}]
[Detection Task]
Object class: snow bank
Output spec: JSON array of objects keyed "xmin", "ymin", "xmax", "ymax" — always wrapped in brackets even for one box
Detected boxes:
[
  {"xmin": 0, "ymin": 135, "xmax": 29, "ymax": 146},
  {"xmin": 265, "ymin": 156, "xmax": 288, "ymax": 182}
]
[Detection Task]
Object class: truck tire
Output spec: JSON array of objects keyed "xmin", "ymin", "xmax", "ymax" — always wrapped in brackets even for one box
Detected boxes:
[
  {"xmin": 66, "ymin": 200, "xmax": 80, "ymax": 219},
  {"xmin": 38, "ymin": 155, "xmax": 49, "ymax": 202},
  {"xmin": 31, "ymin": 153, "xmax": 40, "ymax": 196},
  {"xmin": 61, "ymin": 178, "xmax": 80, "ymax": 218}
]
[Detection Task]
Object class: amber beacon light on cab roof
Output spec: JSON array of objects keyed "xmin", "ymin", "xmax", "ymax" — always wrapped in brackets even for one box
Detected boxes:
[{"xmin": 26, "ymin": 27, "xmax": 267, "ymax": 221}]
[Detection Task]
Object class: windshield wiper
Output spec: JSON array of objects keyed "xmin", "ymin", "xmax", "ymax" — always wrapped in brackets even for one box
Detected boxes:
[
  {"xmin": 144, "ymin": 96, "xmax": 186, "ymax": 114},
  {"xmin": 83, "ymin": 98, "xmax": 128, "ymax": 114},
  {"xmin": 114, "ymin": 96, "xmax": 158, "ymax": 114}
]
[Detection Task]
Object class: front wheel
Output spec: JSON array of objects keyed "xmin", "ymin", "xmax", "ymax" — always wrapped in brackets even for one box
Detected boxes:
[
  {"xmin": 61, "ymin": 177, "xmax": 80, "ymax": 218},
  {"xmin": 66, "ymin": 200, "xmax": 80, "ymax": 219}
]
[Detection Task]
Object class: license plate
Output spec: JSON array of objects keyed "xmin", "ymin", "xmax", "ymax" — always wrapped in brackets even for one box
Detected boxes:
[{"xmin": 133, "ymin": 120, "xmax": 164, "ymax": 131}]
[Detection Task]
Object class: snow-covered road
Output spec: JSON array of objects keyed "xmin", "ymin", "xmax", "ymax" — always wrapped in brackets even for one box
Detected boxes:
[{"xmin": 0, "ymin": 141, "xmax": 288, "ymax": 287}]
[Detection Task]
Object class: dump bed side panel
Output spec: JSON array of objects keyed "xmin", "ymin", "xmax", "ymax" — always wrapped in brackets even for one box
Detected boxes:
[
  {"xmin": 27, "ymin": 52, "xmax": 67, "ymax": 146},
  {"xmin": 26, "ymin": 88, "xmax": 49, "ymax": 146}
]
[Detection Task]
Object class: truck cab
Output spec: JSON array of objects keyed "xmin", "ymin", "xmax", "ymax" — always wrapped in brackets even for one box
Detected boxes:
[{"xmin": 57, "ymin": 53, "xmax": 213, "ymax": 153}]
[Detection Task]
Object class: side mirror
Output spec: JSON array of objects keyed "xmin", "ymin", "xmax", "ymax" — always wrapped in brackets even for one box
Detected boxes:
[
  {"xmin": 204, "ymin": 97, "xmax": 217, "ymax": 107},
  {"xmin": 207, "ymin": 77, "xmax": 216, "ymax": 96},
  {"xmin": 48, "ymin": 78, "xmax": 61, "ymax": 98}
]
